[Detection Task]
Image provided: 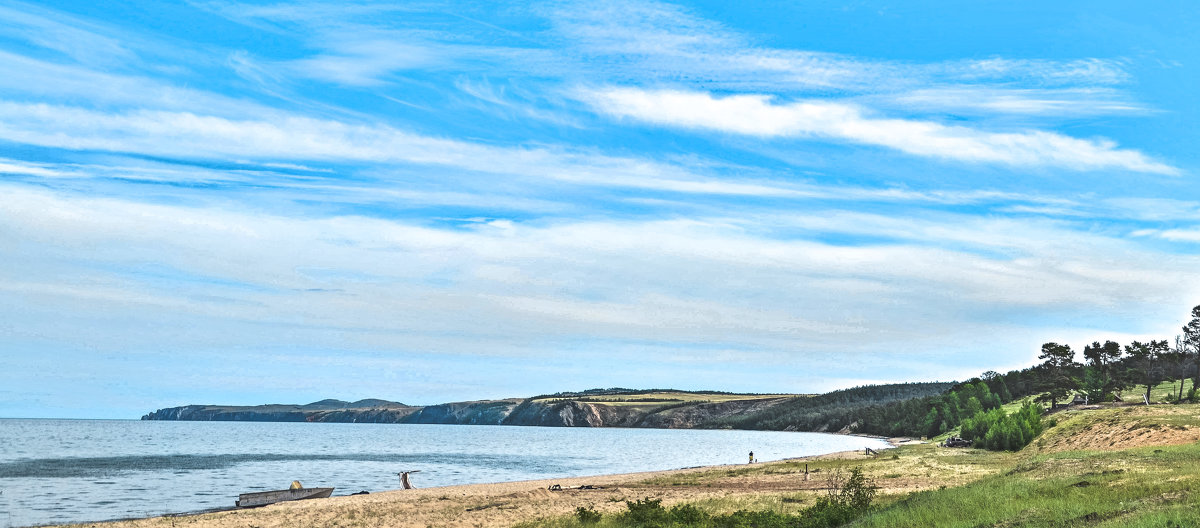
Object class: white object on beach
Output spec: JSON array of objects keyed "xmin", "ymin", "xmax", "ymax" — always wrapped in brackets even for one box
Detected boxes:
[{"xmin": 398, "ymin": 470, "xmax": 421, "ymax": 489}]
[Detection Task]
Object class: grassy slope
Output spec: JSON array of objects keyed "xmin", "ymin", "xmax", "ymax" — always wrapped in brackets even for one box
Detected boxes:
[{"xmin": 524, "ymin": 403, "xmax": 1200, "ymax": 528}]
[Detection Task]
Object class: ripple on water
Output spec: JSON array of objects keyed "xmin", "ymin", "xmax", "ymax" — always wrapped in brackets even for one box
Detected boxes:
[{"xmin": 1, "ymin": 419, "xmax": 892, "ymax": 527}]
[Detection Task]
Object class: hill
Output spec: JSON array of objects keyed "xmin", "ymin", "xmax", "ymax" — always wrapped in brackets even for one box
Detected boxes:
[{"xmin": 140, "ymin": 383, "xmax": 950, "ymax": 430}]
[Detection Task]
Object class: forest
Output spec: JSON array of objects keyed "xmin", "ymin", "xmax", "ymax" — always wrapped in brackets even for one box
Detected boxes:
[{"xmin": 723, "ymin": 304, "xmax": 1200, "ymax": 451}]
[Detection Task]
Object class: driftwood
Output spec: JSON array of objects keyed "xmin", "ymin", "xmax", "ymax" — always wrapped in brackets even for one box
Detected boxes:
[
  {"xmin": 398, "ymin": 470, "xmax": 421, "ymax": 489},
  {"xmin": 547, "ymin": 484, "xmax": 603, "ymax": 491}
]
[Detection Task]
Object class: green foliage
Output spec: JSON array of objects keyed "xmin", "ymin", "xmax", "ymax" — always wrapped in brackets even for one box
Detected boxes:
[
  {"xmin": 575, "ymin": 506, "xmax": 601, "ymax": 524},
  {"xmin": 712, "ymin": 370, "xmax": 1048, "ymax": 440},
  {"xmin": 711, "ymin": 382, "xmax": 955, "ymax": 434},
  {"xmin": 960, "ymin": 401, "xmax": 1044, "ymax": 451},
  {"xmin": 828, "ymin": 466, "xmax": 877, "ymax": 511},
  {"xmin": 606, "ymin": 468, "xmax": 877, "ymax": 527},
  {"xmin": 852, "ymin": 442, "xmax": 1200, "ymax": 528},
  {"xmin": 1034, "ymin": 342, "xmax": 1079, "ymax": 408},
  {"xmin": 620, "ymin": 497, "xmax": 667, "ymax": 525}
]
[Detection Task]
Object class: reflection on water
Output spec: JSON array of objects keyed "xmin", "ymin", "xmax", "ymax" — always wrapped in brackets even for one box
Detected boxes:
[{"xmin": 0, "ymin": 419, "xmax": 890, "ymax": 526}]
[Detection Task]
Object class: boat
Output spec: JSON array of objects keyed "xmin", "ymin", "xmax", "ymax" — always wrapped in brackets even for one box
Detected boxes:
[{"xmin": 235, "ymin": 481, "xmax": 334, "ymax": 508}]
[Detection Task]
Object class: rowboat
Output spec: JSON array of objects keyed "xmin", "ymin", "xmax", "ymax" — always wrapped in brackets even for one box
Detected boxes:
[{"xmin": 235, "ymin": 484, "xmax": 334, "ymax": 507}]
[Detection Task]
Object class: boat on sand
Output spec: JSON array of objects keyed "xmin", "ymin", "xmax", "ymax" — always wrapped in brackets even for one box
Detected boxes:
[{"xmin": 235, "ymin": 481, "xmax": 334, "ymax": 508}]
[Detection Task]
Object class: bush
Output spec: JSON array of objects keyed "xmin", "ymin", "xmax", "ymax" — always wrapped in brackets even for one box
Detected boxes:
[
  {"xmin": 959, "ymin": 401, "xmax": 1044, "ymax": 451},
  {"xmin": 575, "ymin": 506, "xmax": 601, "ymax": 524},
  {"xmin": 621, "ymin": 497, "xmax": 668, "ymax": 526},
  {"xmin": 669, "ymin": 504, "xmax": 707, "ymax": 525},
  {"xmin": 612, "ymin": 469, "xmax": 877, "ymax": 527}
]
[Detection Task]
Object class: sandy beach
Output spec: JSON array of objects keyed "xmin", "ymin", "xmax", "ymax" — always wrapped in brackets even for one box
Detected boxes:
[{"xmin": 73, "ymin": 440, "xmax": 938, "ymax": 528}]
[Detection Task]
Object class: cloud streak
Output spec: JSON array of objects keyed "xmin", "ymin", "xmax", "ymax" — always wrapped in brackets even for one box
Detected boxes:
[
  {"xmin": 583, "ymin": 87, "xmax": 1177, "ymax": 174},
  {"xmin": 4, "ymin": 185, "xmax": 1197, "ymax": 381}
]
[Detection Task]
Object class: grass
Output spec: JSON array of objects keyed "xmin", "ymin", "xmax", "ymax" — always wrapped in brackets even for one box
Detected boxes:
[
  {"xmin": 522, "ymin": 403, "xmax": 1200, "ymax": 528},
  {"xmin": 1144, "ymin": 378, "xmax": 1196, "ymax": 403},
  {"xmin": 853, "ymin": 443, "xmax": 1200, "ymax": 527}
]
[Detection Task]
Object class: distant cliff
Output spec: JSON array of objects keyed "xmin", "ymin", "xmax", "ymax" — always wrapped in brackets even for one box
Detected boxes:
[
  {"xmin": 139, "ymin": 399, "xmax": 422, "ymax": 423},
  {"xmin": 141, "ymin": 391, "xmax": 796, "ymax": 429},
  {"xmin": 142, "ymin": 384, "xmax": 957, "ymax": 431}
]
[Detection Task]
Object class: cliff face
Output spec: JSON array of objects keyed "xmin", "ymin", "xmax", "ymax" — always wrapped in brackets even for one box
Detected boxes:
[
  {"xmin": 141, "ymin": 395, "xmax": 787, "ymax": 429},
  {"xmin": 401, "ymin": 399, "xmax": 523, "ymax": 425},
  {"xmin": 140, "ymin": 405, "xmax": 311, "ymax": 422},
  {"xmin": 638, "ymin": 397, "xmax": 791, "ymax": 428},
  {"xmin": 140, "ymin": 401, "xmax": 420, "ymax": 423}
]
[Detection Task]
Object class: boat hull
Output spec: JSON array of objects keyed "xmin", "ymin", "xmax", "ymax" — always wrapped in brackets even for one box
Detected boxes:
[{"xmin": 236, "ymin": 487, "xmax": 334, "ymax": 507}]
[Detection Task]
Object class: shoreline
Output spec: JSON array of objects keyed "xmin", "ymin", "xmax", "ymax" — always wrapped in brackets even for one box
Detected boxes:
[{"xmin": 71, "ymin": 442, "xmax": 911, "ymax": 528}]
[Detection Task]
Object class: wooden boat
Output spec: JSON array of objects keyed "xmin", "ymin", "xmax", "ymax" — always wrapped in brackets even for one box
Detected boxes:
[{"xmin": 235, "ymin": 485, "xmax": 334, "ymax": 507}]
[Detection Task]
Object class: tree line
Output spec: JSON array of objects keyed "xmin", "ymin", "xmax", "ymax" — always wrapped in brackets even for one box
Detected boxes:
[
  {"xmin": 1033, "ymin": 304, "xmax": 1200, "ymax": 408},
  {"xmin": 724, "ymin": 304, "xmax": 1200, "ymax": 446}
]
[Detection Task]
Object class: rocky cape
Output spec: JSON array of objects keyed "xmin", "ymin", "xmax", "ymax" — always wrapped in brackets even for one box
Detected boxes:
[{"xmin": 140, "ymin": 392, "xmax": 793, "ymax": 429}]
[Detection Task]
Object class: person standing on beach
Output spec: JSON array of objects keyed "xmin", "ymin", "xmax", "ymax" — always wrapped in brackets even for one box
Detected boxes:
[{"xmin": 748, "ymin": 451, "xmax": 754, "ymax": 464}]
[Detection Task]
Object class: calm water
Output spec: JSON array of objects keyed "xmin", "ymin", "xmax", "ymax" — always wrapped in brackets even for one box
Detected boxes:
[{"xmin": 0, "ymin": 419, "xmax": 889, "ymax": 527}]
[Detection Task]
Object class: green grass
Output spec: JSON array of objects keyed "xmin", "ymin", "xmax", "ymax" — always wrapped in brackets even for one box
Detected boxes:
[
  {"xmin": 523, "ymin": 404, "xmax": 1200, "ymax": 528},
  {"xmin": 1144, "ymin": 378, "xmax": 1196, "ymax": 403},
  {"xmin": 853, "ymin": 443, "xmax": 1200, "ymax": 527}
]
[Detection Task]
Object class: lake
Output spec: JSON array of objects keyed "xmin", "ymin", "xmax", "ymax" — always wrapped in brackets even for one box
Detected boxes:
[{"xmin": 0, "ymin": 419, "xmax": 890, "ymax": 527}]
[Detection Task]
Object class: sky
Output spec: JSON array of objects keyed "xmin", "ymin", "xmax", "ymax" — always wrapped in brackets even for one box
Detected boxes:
[{"xmin": 1, "ymin": 1, "xmax": 1198, "ymax": 419}]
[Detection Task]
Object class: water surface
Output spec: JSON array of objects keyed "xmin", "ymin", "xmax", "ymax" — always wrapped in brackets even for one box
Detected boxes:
[{"xmin": 0, "ymin": 419, "xmax": 889, "ymax": 527}]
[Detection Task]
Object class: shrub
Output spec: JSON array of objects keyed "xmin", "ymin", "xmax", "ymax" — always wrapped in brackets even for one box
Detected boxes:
[
  {"xmin": 669, "ymin": 504, "xmax": 707, "ymax": 525},
  {"xmin": 575, "ymin": 506, "xmax": 601, "ymax": 524},
  {"xmin": 611, "ymin": 469, "xmax": 878, "ymax": 527},
  {"xmin": 960, "ymin": 401, "xmax": 1044, "ymax": 451},
  {"xmin": 621, "ymin": 497, "xmax": 668, "ymax": 526}
]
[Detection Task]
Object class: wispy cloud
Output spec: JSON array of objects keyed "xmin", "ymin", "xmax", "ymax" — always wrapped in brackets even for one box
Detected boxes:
[
  {"xmin": 0, "ymin": 101, "xmax": 847, "ymax": 198},
  {"xmin": 0, "ymin": 2, "xmax": 136, "ymax": 67},
  {"xmin": 4, "ymin": 185, "xmax": 1197, "ymax": 366},
  {"xmin": 1, "ymin": 0, "xmax": 1194, "ymax": 415},
  {"xmin": 885, "ymin": 87, "xmax": 1146, "ymax": 116},
  {"xmin": 549, "ymin": 0, "xmax": 1132, "ymax": 93},
  {"xmin": 582, "ymin": 87, "xmax": 1177, "ymax": 174},
  {"xmin": 1150, "ymin": 228, "xmax": 1200, "ymax": 243}
]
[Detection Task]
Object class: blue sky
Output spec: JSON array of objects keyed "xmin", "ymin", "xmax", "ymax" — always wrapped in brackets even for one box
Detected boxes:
[{"xmin": 2, "ymin": 1, "xmax": 1198, "ymax": 419}]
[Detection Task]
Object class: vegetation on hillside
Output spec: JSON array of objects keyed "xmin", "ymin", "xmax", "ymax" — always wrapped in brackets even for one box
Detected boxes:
[
  {"xmin": 523, "ymin": 405, "xmax": 1200, "ymax": 528},
  {"xmin": 959, "ymin": 401, "xmax": 1045, "ymax": 451},
  {"xmin": 711, "ymin": 382, "xmax": 955, "ymax": 433},
  {"xmin": 718, "ymin": 304, "xmax": 1200, "ymax": 440}
]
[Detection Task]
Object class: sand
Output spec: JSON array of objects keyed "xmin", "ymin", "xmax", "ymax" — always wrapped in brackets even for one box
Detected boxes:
[{"xmin": 72, "ymin": 446, "xmax": 907, "ymax": 528}]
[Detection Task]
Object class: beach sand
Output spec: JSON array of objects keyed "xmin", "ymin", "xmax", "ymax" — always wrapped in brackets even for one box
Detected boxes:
[{"xmin": 73, "ymin": 441, "xmax": 923, "ymax": 528}]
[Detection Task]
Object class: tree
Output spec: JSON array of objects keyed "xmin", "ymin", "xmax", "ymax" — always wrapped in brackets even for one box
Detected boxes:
[
  {"xmin": 1082, "ymin": 340, "xmax": 1123, "ymax": 400},
  {"xmin": 1125, "ymin": 340, "xmax": 1168, "ymax": 404},
  {"xmin": 1035, "ymin": 342, "xmax": 1079, "ymax": 409},
  {"xmin": 1184, "ymin": 305, "xmax": 1200, "ymax": 391},
  {"xmin": 1172, "ymin": 336, "xmax": 1189, "ymax": 401}
]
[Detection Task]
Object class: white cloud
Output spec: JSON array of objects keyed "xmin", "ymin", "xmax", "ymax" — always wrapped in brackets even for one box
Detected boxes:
[
  {"xmin": 286, "ymin": 40, "xmax": 437, "ymax": 86},
  {"xmin": 0, "ymin": 51, "xmax": 277, "ymax": 118},
  {"xmin": 582, "ymin": 87, "xmax": 1177, "ymax": 174},
  {"xmin": 0, "ymin": 3, "xmax": 136, "ymax": 67},
  {"xmin": 0, "ymin": 158, "xmax": 70, "ymax": 177},
  {"xmin": 887, "ymin": 87, "xmax": 1145, "ymax": 116},
  {"xmin": 0, "ymin": 100, "xmax": 842, "ymax": 198},
  {"xmin": 1156, "ymin": 228, "xmax": 1200, "ymax": 243},
  {"xmin": 4, "ymin": 185, "xmax": 1199, "ymax": 363},
  {"xmin": 550, "ymin": 0, "xmax": 1131, "ymax": 92}
]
